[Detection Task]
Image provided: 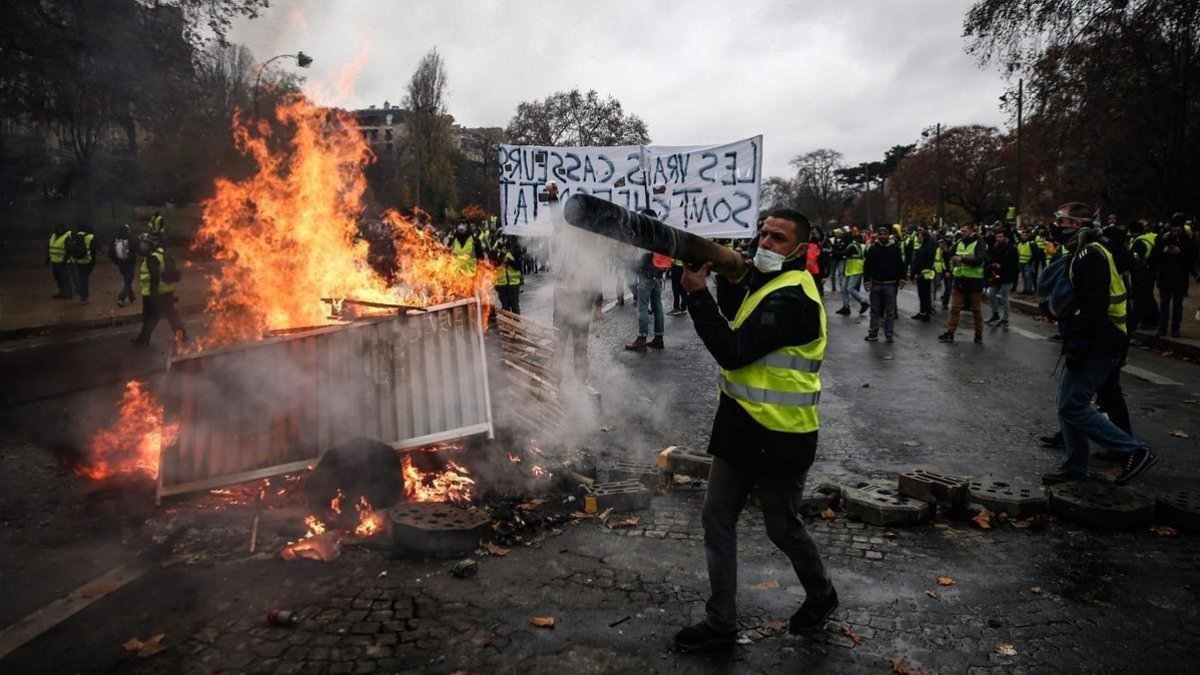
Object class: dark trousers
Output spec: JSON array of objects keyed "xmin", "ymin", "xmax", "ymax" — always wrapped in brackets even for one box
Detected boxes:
[
  {"xmin": 1132, "ymin": 276, "xmax": 1158, "ymax": 329},
  {"xmin": 917, "ymin": 277, "xmax": 933, "ymax": 315},
  {"xmin": 1096, "ymin": 365, "xmax": 1131, "ymax": 435},
  {"xmin": 137, "ymin": 293, "xmax": 185, "ymax": 343},
  {"xmin": 73, "ymin": 263, "xmax": 94, "ymax": 300},
  {"xmin": 51, "ymin": 262, "xmax": 74, "ymax": 297},
  {"xmin": 669, "ymin": 266, "xmax": 685, "ymax": 311},
  {"xmin": 947, "ymin": 288, "xmax": 984, "ymax": 335},
  {"xmin": 118, "ymin": 263, "xmax": 136, "ymax": 304},
  {"xmin": 940, "ymin": 273, "xmax": 953, "ymax": 307},
  {"xmin": 496, "ymin": 284, "xmax": 520, "ymax": 314},
  {"xmin": 1157, "ymin": 289, "xmax": 1185, "ymax": 334},
  {"xmin": 553, "ymin": 319, "xmax": 589, "ymax": 384},
  {"xmin": 701, "ymin": 456, "xmax": 833, "ymax": 631}
]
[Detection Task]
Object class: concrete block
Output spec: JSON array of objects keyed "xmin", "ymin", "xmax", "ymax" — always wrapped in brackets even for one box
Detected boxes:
[
  {"xmin": 657, "ymin": 445, "xmax": 712, "ymax": 481},
  {"xmin": 1155, "ymin": 489, "xmax": 1200, "ymax": 532},
  {"xmin": 842, "ymin": 481, "xmax": 931, "ymax": 527},
  {"xmin": 1047, "ymin": 482, "xmax": 1154, "ymax": 529},
  {"xmin": 898, "ymin": 469, "xmax": 969, "ymax": 508},
  {"xmin": 798, "ymin": 470, "xmax": 840, "ymax": 515},
  {"xmin": 584, "ymin": 479, "xmax": 652, "ymax": 513},
  {"xmin": 600, "ymin": 459, "xmax": 661, "ymax": 488},
  {"xmin": 968, "ymin": 479, "xmax": 1047, "ymax": 519}
]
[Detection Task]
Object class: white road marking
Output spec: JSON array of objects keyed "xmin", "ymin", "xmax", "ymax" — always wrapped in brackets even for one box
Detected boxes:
[
  {"xmin": 1008, "ymin": 326, "xmax": 1045, "ymax": 341},
  {"xmin": 1123, "ymin": 365, "xmax": 1182, "ymax": 386},
  {"xmin": 0, "ymin": 563, "xmax": 147, "ymax": 658}
]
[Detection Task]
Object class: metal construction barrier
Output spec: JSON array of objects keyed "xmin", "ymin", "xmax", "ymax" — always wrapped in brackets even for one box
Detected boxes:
[{"xmin": 157, "ymin": 298, "xmax": 493, "ymax": 500}]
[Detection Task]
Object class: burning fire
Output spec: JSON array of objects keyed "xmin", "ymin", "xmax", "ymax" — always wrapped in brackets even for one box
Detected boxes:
[
  {"xmin": 330, "ymin": 489, "xmax": 345, "ymax": 515},
  {"xmin": 403, "ymin": 454, "xmax": 475, "ymax": 503},
  {"xmin": 193, "ymin": 94, "xmax": 491, "ymax": 350},
  {"xmin": 304, "ymin": 515, "xmax": 327, "ymax": 538},
  {"xmin": 79, "ymin": 380, "xmax": 178, "ymax": 480},
  {"xmin": 354, "ymin": 496, "xmax": 384, "ymax": 537},
  {"xmin": 507, "ymin": 452, "xmax": 522, "ymax": 464}
]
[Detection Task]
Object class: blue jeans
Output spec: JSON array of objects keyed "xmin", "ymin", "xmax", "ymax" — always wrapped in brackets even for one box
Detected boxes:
[
  {"xmin": 1020, "ymin": 263, "xmax": 1036, "ymax": 293},
  {"xmin": 1057, "ymin": 358, "xmax": 1145, "ymax": 476},
  {"xmin": 987, "ymin": 284, "xmax": 1011, "ymax": 320},
  {"xmin": 637, "ymin": 275, "xmax": 664, "ymax": 337},
  {"xmin": 841, "ymin": 274, "xmax": 868, "ymax": 307}
]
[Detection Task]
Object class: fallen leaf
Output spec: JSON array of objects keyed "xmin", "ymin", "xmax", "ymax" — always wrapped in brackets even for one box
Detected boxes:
[
  {"xmin": 483, "ymin": 542, "xmax": 511, "ymax": 557},
  {"xmin": 936, "ymin": 577, "xmax": 955, "ymax": 586},
  {"xmin": 760, "ymin": 619, "xmax": 788, "ymax": 634},
  {"xmin": 1151, "ymin": 525, "xmax": 1179, "ymax": 538},
  {"xmin": 995, "ymin": 643, "xmax": 1017, "ymax": 656},
  {"xmin": 859, "ymin": 382, "xmax": 871, "ymax": 388},
  {"xmin": 529, "ymin": 616, "xmax": 556, "ymax": 629},
  {"xmin": 1011, "ymin": 514, "xmax": 1055, "ymax": 529},
  {"xmin": 968, "ymin": 377, "xmax": 986, "ymax": 384},
  {"xmin": 820, "ymin": 508, "xmax": 837, "ymax": 521},
  {"xmin": 891, "ymin": 657, "xmax": 921, "ymax": 675},
  {"xmin": 606, "ymin": 515, "xmax": 639, "ymax": 529},
  {"xmin": 925, "ymin": 590, "xmax": 940, "ymax": 599},
  {"xmin": 840, "ymin": 625, "xmax": 866, "ymax": 647},
  {"xmin": 122, "ymin": 634, "xmax": 167, "ymax": 657},
  {"xmin": 470, "ymin": 635, "xmax": 494, "ymax": 648},
  {"xmin": 1168, "ymin": 430, "xmax": 1190, "ymax": 439},
  {"xmin": 972, "ymin": 508, "xmax": 992, "ymax": 529},
  {"xmin": 753, "ymin": 579, "xmax": 781, "ymax": 589}
]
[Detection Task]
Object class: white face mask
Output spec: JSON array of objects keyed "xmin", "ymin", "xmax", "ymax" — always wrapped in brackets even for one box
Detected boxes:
[{"xmin": 752, "ymin": 242, "xmax": 803, "ymax": 273}]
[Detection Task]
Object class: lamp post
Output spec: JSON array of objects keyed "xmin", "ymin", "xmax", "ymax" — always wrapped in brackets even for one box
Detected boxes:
[
  {"xmin": 1000, "ymin": 79, "xmax": 1023, "ymax": 227},
  {"xmin": 252, "ymin": 51, "xmax": 313, "ymax": 120},
  {"xmin": 922, "ymin": 123, "xmax": 944, "ymax": 227}
]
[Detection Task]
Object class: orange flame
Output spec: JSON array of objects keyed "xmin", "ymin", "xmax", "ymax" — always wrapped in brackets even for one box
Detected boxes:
[
  {"xmin": 330, "ymin": 488, "xmax": 345, "ymax": 515},
  {"xmin": 531, "ymin": 465, "xmax": 551, "ymax": 479},
  {"xmin": 507, "ymin": 452, "xmax": 522, "ymax": 464},
  {"xmin": 354, "ymin": 495, "xmax": 384, "ymax": 537},
  {"xmin": 304, "ymin": 515, "xmax": 327, "ymax": 538},
  {"xmin": 80, "ymin": 380, "xmax": 178, "ymax": 480},
  {"xmin": 192, "ymin": 94, "xmax": 492, "ymax": 350},
  {"xmin": 402, "ymin": 454, "xmax": 475, "ymax": 503}
]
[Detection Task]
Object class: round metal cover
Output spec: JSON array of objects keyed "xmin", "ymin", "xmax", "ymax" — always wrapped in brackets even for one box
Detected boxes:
[
  {"xmin": 389, "ymin": 502, "xmax": 491, "ymax": 532},
  {"xmin": 388, "ymin": 502, "xmax": 491, "ymax": 557}
]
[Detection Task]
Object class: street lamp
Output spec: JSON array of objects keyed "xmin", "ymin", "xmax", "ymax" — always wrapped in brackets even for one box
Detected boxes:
[
  {"xmin": 253, "ymin": 51, "xmax": 314, "ymax": 120},
  {"xmin": 921, "ymin": 123, "xmax": 944, "ymax": 227},
  {"xmin": 999, "ymin": 79, "xmax": 1023, "ymax": 226}
]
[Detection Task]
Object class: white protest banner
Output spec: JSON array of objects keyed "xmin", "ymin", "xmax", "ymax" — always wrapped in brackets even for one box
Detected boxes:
[{"xmin": 498, "ymin": 136, "xmax": 762, "ymax": 238}]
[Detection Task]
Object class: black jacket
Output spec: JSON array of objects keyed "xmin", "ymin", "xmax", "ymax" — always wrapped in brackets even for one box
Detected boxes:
[
  {"xmin": 1064, "ymin": 241, "xmax": 1130, "ymax": 360},
  {"xmin": 863, "ymin": 241, "xmax": 905, "ymax": 283},
  {"xmin": 686, "ymin": 258, "xmax": 821, "ymax": 474},
  {"xmin": 1149, "ymin": 232, "xmax": 1197, "ymax": 293},
  {"xmin": 988, "ymin": 243, "xmax": 1020, "ymax": 286},
  {"xmin": 912, "ymin": 239, "xmax": 936, "ymax": 275}
]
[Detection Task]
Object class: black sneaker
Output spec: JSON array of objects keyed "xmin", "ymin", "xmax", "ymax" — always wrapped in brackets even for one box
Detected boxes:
[
  {"xmin": 1042, "ymin": 470, "xmax": 1087, "ymax": 485},
  {"xmin": 673, "ymin": 621, "xmax": 736, "ymax": 651},
  {"xmin": 974, "ymin": 333, "xmax": 983, "ymax": 344},
  {"xmin": 937, "ymin": 332, "xmax": 954, "ymax": 343},
  {"xmin": 835, "ymin": 307, "xmax": 851, "ymax": 316},
  {"xmin": 885, "ymin": 335, "xmax": 894, "ymax": 343},
  {"xmin": 986, "ymin": 315, "xmax": 1000, "ymax": 325},
  {"xmin": 1039, "ymin": 433, "xmax": 1064, "ymax": 449},
  {"xmin": 859, "ymin": 302, "xmax": 870, "ymax": 315},
  {"xmin": 998, "ymin": 319, "xmax": 1009, "ymax": 327},
  {"xmin": 1115, "ymin": 448, "xmax": 1157, "ymax": 486},
  {"xmin": 864, "ymin": 333, "xmax": 878, "ymax": 342},
  {"xmin": 789, "ymin": 589, "xmax": 839, "ymax": 633},
  {"xmin": 1093, "ymin": 450, "xmax": 1126, "ymax": 463}
]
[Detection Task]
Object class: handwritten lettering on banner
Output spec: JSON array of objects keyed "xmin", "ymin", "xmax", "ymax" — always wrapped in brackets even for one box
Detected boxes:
[{"xmin": 498, "ymin": 136, "xmax": 762, "ymax": 238}]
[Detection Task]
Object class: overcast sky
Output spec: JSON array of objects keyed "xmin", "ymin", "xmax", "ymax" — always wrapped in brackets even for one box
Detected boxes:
[{"xmin": 227, "ymin": 0, "xmax": 1012, "ymax": 178}]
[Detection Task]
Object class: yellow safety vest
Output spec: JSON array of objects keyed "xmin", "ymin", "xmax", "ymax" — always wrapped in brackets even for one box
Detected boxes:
[
  {"xmin": 1069, "ymin": 243, "xmax": 1127, "ymax": 335},
  {"xmin": 451, "ymin": 237, "xmax": 477, "ymax": 276},
  {"xmin": 1129, "ymin": 233, "xmax": 1156, "ymax": 260},
  {"xmin": 717, "ymin": 270, "xmax": 825, "ymax": 434},
  {"xmin": 140, "ymin": 249, "xmax": 174, "ymax": 296},
  {"xmin": 149, "ymin": 214, "xmax": 166, "ymax": 236},
  {"xmin": 844, "ymin": 243, "xmax": 865, "ymax": 276},
  {"xmin": 933, "ymin": 247, "xmax": 946, "ymax": 274},
  {"xmin": 952, "ymin": 240, "xmax": 984, "ymax": 279},
  {"xmin": 68, "ymin": 233, "xmax": 94, "ymax": 265},
  {"xmin": 495, "ymin": 252, "xmax": 522, "ymax": 287},
  {"xmin": 1017, "ymin": 241, "xmax": 1033, "ymax": 264},
  {"xmin": 48, "ymin": 232, "xmax": 70, "ymax": 263}
]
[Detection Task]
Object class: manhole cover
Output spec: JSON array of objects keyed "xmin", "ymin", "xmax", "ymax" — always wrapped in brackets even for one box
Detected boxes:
[
  {"xmin": 1156, "ymin": 489, "xmax": 1200, "ymax": 532},
  {"xmin": 1048, "ymin": 482, "xmax": 1153, "ymax": 529},
  {"xmin": 842, "ymin": 481, "xmax": 931, "ymax": 526},
  {"xmin": 389, "ymin": 502, "xmax": 491, "ymax": 557},
  {"xmin": 968, "ymin": 479, "xmax": 1046, "ymax": 518}
]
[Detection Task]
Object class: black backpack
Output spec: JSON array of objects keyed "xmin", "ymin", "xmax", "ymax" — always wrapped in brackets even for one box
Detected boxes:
[
  {"xmin": 160, "ymin": 251, "xmax": 182, "ymax": 284},
  {"xmin": 66, "ymin": 232, "xmax": 88, "ymax": 260}
]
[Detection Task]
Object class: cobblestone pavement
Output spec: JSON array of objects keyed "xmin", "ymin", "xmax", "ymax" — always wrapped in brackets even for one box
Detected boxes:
[{"xmin": 2, "ymin": 278, "xmax": 1198, "ymax": 674}]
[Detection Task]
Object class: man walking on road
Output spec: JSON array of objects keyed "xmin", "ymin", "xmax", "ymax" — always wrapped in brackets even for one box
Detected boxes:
[
  {"xmin": 938, "ymin": 223, "xmax": 988, "ymax": 344},
  {"xmin": 47, "ymin": 223, "xmax": 74, "ymax": 299},
  {"xmin": 109, "ymin": 224, "xmax": 138, "ymax": 307},
  {"xmin": 626, "ymin": 209, "xmax": 668, "ymax": 351},
  {"xmin": 131, "ymin": 235, "xmax": 186, "ymax": 348},
  {"xmin": 835, "ymin": 232, "xmax": 870, "ymax": 316},
  {"xmin": 67, "ymin": 224, "xmax": 97, "ymax": 304},
  {"xmin": 1149, "ymin": 213, "xmax": 1197, "ymax": 338},
  {"xmin": 673, "ymin": 208, "xmax": 837, "ymax": 651},
  {"xmin": 1042, "ymin": 203, "xmax": 1156, "ymax": 486},
  {"xmin": 863, "ymin": 224, "xmax": 905, "ymax": 342},
  {"xmin": 986, "ymin": 229, "xmax": 1019, "ymax": 327},
  {"xmin": 911, "ymin": 227, "xmax": 937, "ymax": 321}
]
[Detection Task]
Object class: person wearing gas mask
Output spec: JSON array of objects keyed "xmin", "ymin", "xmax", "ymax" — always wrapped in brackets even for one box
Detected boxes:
[
  {"xmin": 449, "ymin": 218, "xmax": 483, "ymax": 277},
  {"xmin": 672, "ymin": 208, "xmax": 836, "ymax": 651}
]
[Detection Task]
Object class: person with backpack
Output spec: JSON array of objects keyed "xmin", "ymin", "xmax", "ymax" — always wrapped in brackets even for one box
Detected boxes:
[
  {"xmin": 66, "ymin": 224, "xmax": 97, "ymax": 304},
  {"xmin": 47, "ymin": 222, "xmax": 75, "ymax": 299},
  {"xmin": 626, "ymin": 209, "xmax": 670, "ymax": 351},
  {"xmin": 109, "ymin": 224, "xmax": 137, "ymax": 307},
  {"xmin": 1041, "ymin": 202, "xmax": 1156, "ymax": 486},
  {"xmin": 131, "ymin": 234, "xmax": 186, "ymax": 347}
]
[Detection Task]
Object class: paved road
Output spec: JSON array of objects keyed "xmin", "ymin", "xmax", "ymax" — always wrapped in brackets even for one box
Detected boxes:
[{"xmin": 1, "ymin": 276, "xmax": 1197, "ymax": 673}]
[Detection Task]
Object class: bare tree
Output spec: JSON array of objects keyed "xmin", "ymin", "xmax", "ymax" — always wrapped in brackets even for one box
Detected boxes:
[
  {"xmin": 404, "ymin": 47, "xmax": 455, "ymax": 211},
  {"xmin": 789, "ymin": 148, "xmax": 848, "ymax": 222},
  {"xmin": 505, "ymin": 89, "xmax": 650, "ymax": 146},
  {"xmin": 760, "ymin": 176, "xmax": 799, "ymax": 211}
]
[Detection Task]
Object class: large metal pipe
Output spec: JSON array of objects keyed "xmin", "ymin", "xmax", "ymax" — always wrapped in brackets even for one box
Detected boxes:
[{"xmin": 562, "ymin": 194, "xmax": 748, "ymax": 278}]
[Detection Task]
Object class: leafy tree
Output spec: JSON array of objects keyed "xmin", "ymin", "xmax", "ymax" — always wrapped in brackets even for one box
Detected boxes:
[
  {"xmin": 891, "ymin": 125, "xmax": 1008, "ymax": 224},
  {"xmin": 505, "ymin": 89, "xmax": 650, "ymax": 146}
]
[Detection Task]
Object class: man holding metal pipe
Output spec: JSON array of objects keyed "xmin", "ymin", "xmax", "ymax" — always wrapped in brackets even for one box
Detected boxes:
[{"xmin": 672, "ymin": 208, "xmax": 837, "ymax": 650}]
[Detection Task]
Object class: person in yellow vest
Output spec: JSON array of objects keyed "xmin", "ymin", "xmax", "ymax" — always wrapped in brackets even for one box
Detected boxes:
[
  {"xmin": 934, "ymin": 236, "xmax": 953, "ymax": 309},
  {"xmin": 148, "ymin": 210, "xmax": 166, "ymax": 238},
  {"xmin": 47, "ymin": 223, "xmax": 75, "ymax": 299},
  {"xmin": 130, "ymin": 235, "xmax": 186, "ymax": 347},
  {"xmin": 672, "ymin": 207, "xmax": 836, "ymax": 650},
  {"xmin": 1016, "ymin": 229, "xmax": 1037, "ymax": 294},
  {"xmin": 449, "ymin": 219, "xmax": 482, "ymax": 277},
  {"xmin": 1042, "ymin": 202, "xmax": 1156, "ymax": 486},
  {"xmin": 1126, "ymin": 219, "xmax": 1159, "ymax": 330},
  {"xmin": 937, "ymin": 222, "xmax": 988, "ymax": 344},
  {"xmin": 66, "ymin": 224, "xmax": 97, "ymax": 304},
  {"xmin": 834, "ymin": 233, "xmax": 870, "ymax": 315},
  {"xmin": 910, "ymin": 227, "xmax": 937, "ymax": 320},
  {"xmin": 492, "ymin": 235, "xmax": 524, "ymax": 315}
]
